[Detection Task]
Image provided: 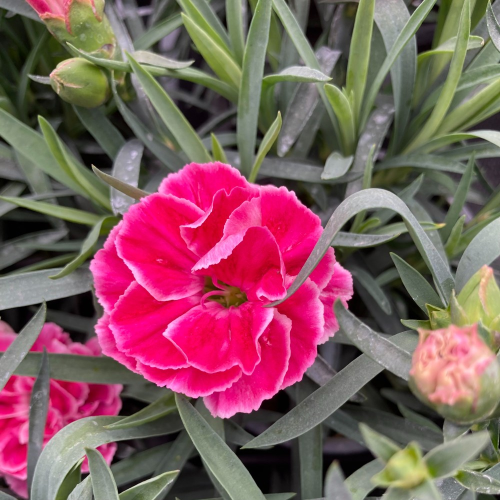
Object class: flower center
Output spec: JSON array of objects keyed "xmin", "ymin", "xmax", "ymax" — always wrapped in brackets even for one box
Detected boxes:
[{"xmin": 202, "ymin": 277, "xmax": 247, "ymax": 308}]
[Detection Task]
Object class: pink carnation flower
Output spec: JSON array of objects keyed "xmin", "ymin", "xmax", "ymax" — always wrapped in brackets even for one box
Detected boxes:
[
  {"xmin": 0, "ymin": 321, "xmax": 122, "ymax": 498},
  {"xmin": 91, "ymin": 162, "xmax": 353, "ymax": 418}
]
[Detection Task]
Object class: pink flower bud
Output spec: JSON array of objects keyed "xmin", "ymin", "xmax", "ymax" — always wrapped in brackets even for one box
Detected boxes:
[
  {"xmin": 409, "ymin": 324, "xmax": 500, "ymax": 424},
  {"xmin": 25, "ymin": 0, "xmax": 116, "ymax": 57}
]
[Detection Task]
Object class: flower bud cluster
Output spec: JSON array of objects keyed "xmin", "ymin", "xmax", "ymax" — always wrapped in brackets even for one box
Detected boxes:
[{"xmin": 27, "ymin": 0, "xmax": 115, "ymax": 107}]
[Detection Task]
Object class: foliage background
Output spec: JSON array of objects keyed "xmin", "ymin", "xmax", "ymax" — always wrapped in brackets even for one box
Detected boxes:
[{"xmin": 1, "ymin": 0, "xmax": 500, "ymax": 498}]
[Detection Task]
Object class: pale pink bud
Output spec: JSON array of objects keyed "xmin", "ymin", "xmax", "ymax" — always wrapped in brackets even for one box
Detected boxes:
[{"xmin": 409, "ymin": 324, "xmax": 500, "ymax": 424}]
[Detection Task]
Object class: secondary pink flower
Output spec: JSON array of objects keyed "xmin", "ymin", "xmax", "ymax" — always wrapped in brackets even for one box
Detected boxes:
[
  {"xmin": 0, "ymin": 322, "xmax": 122, "ymax": 498},
  {"xmin": 91, "ymin": 162, "xmax": 353, "ymax": 418},
  {"xmin": 409, "ymin": 324, "xmax": 500, "ymax": 424}
]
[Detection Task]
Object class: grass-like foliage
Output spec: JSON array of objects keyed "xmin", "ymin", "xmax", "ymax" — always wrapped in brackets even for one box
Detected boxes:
[{"xmin": 1, "ymin": 0, "xmax": 500, "ymax": 498}]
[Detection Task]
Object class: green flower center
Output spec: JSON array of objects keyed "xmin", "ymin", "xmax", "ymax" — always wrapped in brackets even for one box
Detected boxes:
[{"xmin": 202, "ymin": 277, "xmax": 247, "ymax": 308}]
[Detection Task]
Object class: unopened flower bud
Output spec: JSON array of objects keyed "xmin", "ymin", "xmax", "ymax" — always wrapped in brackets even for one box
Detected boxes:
[
  {"xmin": 26, "ymin": 0, "xmax": 116, "ymax": 57},
  {"xmin": 409, "ymin": 324, "xmax": 500, "ymax": 424},
  {"xmin": 50, "ymin": 58, "xmax": 110, "ymax": 108},
  {"xmin": 372, "ymin": 443, "xmax": 428, "ymax": 489},
  {"xmin": 453, "ymin": 266, "xmax": 500, "ymax": 339}
]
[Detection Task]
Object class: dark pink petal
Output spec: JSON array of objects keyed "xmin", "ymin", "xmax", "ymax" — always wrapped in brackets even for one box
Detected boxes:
[
  {"xmin": 137, "ymin": 362, "xmax": 242, "ymax": 398},
  {"xmin": 90, "ymin": 222, "xmax": 134, "ymax": 313},
  {"xmin": 309, "ymin": 248, "xmax": 336, "ymax": 291},
  {"xmin": 181, "ymin": 186, "xmax": 258, "ymax": 257},
  {"xmin": 0, "ymin": 434, "xmax": 26, "ymax": 474},
  {"xmin": 193, "ymin": 227, "xmax": 286, "ymax": 302},
  {"xmin": 95, "ymin": 315, "xmax": 137, "ymax": 372},
  {"xmin": 83, "ymin": 337, "xmax": 102, "ymax": 356},
  {"xmin": 26, "ymin": 0, "xmax": 64, "ymax": 16},
  {"xmin": 204, "ymin": 311, "xmax": 292, "ymax": 418},
  {"xmin": 110, "ymin": 282, "xmax": 197, "ymax": 369},
  {"xmin": 48, "ymin": 381, "xmax": 80, "ymax": 418},
  {"xmin": 277, "ymin": 279, "xmax": 325, "ymax": 389},
  {"xmin": 158, "ymin": 162, "xmax": 250, "ymax": 211},
  {"xmin": 320, "ymin": 262, "xmax": 354, "ymax": 342},
  {"xmin": 116, "ymin": 194, "xmax": 204, "ymax": 301},
  {"xmin": 224, "ymin": 186, "xmax": 323, "ymax": 276},
  {"xmin": 165, "ymin": 301, "xmax": 273, "ymax": 375},
  {"xmin": 32, "ymin": 322, "xmax": 71, "ymax": 352}
]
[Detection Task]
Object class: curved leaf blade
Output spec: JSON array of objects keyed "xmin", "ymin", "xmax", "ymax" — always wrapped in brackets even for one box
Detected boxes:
[
  {"xmin": 31, "ymin": 414, "xmax": 183, "ymax": 500},
  {"xmin": 0, "ymin": 303, "xmax": 46, "ymax": 392},
  {"xmin": 176, "ymin": 394, "xmax": 266, "ymax": 500},
  {"xmin": 269, "ymin": 189, "xmax": 454, "ymax": 308},
  {"xmin": 237, "ymin": 0, "xmax": 272, "ymax": 177},
  {"xmin": 455, "ymin": 217, "xmax": 500, "ymax": 291}
]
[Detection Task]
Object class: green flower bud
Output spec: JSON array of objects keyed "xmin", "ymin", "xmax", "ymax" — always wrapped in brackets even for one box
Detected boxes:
[
  {"xmin": 409, "ymin": 324, "xmax": 500, "ymax": 424},
  {"xmin": 50, "ymin": 58, "xmax": 110, "ymax": 108},
  {"xmin": 28, "ymin": 0, "xmax": 116, "ymax": 57},
  {"xmin": 453, "ymin": 266, "xmax": 500, "ymax": 340},
  {"xmin": 372, "ymin": 443, "xmax": 429, "ymax": 489}
]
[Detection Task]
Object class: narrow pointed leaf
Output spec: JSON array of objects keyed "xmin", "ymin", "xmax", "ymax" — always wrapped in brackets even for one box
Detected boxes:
[
  {"xmin": 0, "ymin": 352, "xmax": 144, "ymax": 384},
  {"xmin": 226, "ymin": 0, "xmax": 246, "ymax": 64},
  {"xmin": 391, "ymin": 253, "xmax": 444, "ymax": 312},
  {"xmin": 67, "ymin": 477, "xmax": 92, "ymax": 500},
  {"xmin": 31, "ymin": 414, "xmax": 184, "ymax": 500},
  {"xmin": 110, "ymin": 140, "xmax": 144, "ymax": 215},
  {"xmin": 324, "ymin": 85, "xmax": 356, "ymax": 154},
  {"xmin": 425, "ymin": 432, "xmax": 490, "ymax": 479},
  {"xmin": 359, "ymin": 424, "xmax": 401, "ymax": 462},
  {"xmin": 0, "ymin": 303, "xmax": 46, "ymax": 392},
  {"xmin": 335, "ymin": 302, "xmax": 414, "ymax": 380},
  {"xmin": 263, "ymin": 66, "xmax": 331, "ymax": 85},
  {"xmin": 86, "ymin": 448, "xmax": 120, "ymax": 500},
  {"xmin": 237, "ymin": 0, "xmax": 272, "ymax": 177},
  {"xmin": 73, "ymin": 106, "xmax": 126, "ymax": 160},
  {"xmin": 119, "ymin": 471, "xmax": 179, "ymax": 500},
  {"xmin": 107, "ymin": 392, "xmax": 176, "ymax": 429},
  {"xmin": 27, "ymin": 349, "xmax": 50, "ymax": 490},
  {"xmin": 93, "ymin": 166, "xmax": 149, "ymax": 202},
  {"xmin": 346, "ymin": 0, "xmax": 375, "ymax": 124},
  {"xmin": 50, "ymin": 217, "xmax": 115, "ymax": 280},
  {"xmin": 0, "ymin": 269, "xmax": 93, "ymax": 310},
  {"xmin": 176, "ymin": 394, "xmax": 266, "ymax": 500},
  {"xmin": 455, "ymin": 470, "xmax": 500, "ymax": 493},
  {"xmin": 442, "ymin": 156, "xmax": 475, "ymax": 241},
  {"xmin": 211, "ymin": 134, "xmax": 229, "ymax": 164},
  {"xmin": 361, "ymin": 0, "xmax": 438, "ymax": 129},
  {"xmin": 181, "ymin": 14, "xmax": 241, "ymax": 88},
  {"xmin": 487, "ymin": 1, "xmax": 500, "ymax": 52},
  {"xmin": 249, "ymin": 112, "xmax": 282, "ymax": 182},
  {"xmin": 127, "ymin": 53, "xmax": 212, "ymax": 163},
  {"xmin": 344, "ymin": 460, "xmax": 384, "ymax": 500},
  {"xmin": 0, "ymin": 109, "xmax": 86, "ymax": 195},
  {"xmin": 325, "ymin": 461, "xmax": 352, "ymax": 500},
  {"xmin": 0, "ymin": 197, "xmax": 101, "ymax": 226},
  {"xmin": 406, "ymin": 0, "xmax": 470, "ymax": 150},
  {"xmin": 455, "ymin": 217, "xmax": 500, "ymax": 291}
]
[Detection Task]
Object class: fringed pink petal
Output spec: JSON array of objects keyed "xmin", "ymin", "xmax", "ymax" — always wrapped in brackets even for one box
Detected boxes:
[
  {"xmin": 204, "ymin": 310, "xmax": 291, "ymax": 418},
  {"xmin": 159, "ymin": 162, "xmax": 250, "ymax": 211}
]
